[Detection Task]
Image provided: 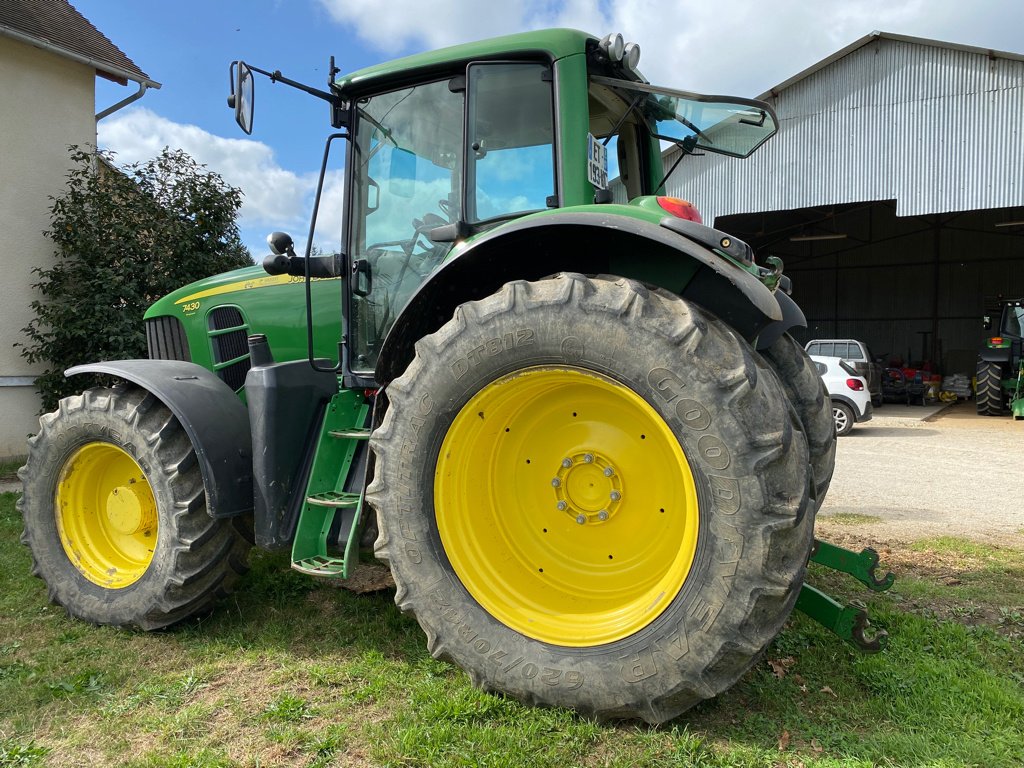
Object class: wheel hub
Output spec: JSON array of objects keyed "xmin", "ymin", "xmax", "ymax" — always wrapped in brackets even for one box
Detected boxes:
[
  {"xmin": 105, "ymin": 484, "xmax": 157, "ymax": 536},
  {"xmin": 553, "ymin": 452, "xmax": 622, "ymax": 524},
  {"xmin": 56, "ymin": 443, "xmax": 158, "ymax": 588}
]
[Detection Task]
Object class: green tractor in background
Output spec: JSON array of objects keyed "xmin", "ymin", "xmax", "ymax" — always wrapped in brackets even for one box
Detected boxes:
[
  {"xmin": 18, "ymin": 30, "xmax": 891, "ymax": 724},
  {"xmin": 978, "ymin": 298, "xmax": 1024, "ymax": 419}
]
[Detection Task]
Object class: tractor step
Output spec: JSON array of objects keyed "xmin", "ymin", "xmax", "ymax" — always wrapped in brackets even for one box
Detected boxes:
[
  {"xmin": 306, "ymin": 491, "xmax": 361, "ymax": 508},
  {"xmin": 290, "ymin": 393, "xmax": 372, "ymax": 581},
  {"xmin": 292, "ymin": 555, "xmax": 348, "ymax": 576},
  {"xmin": 328, "ymin": 428, "xmax": 371, "ymax": 440}
]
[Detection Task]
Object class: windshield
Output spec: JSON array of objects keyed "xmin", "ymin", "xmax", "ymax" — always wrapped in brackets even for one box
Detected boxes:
[{"xmin": 590, "ymin": 76, "xmax": 777, "ymax": 158}]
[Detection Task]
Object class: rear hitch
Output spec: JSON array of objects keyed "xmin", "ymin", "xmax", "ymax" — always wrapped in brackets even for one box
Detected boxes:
[{"xmin": 795, "ymin": 538, "xmax": 894, "ymax": 652}]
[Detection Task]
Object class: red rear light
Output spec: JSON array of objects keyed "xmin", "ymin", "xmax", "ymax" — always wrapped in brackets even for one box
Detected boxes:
[
  {"xmin": 846, "ymin": 378, "xmax": 864, "ymax": 391},
  {"xmin": 657, "ymin": 196, "xmax": 702, "ymax": 223},
  {"xmin": 990, "ymin": 337, "xmax": 1004, "ymax": 345}
]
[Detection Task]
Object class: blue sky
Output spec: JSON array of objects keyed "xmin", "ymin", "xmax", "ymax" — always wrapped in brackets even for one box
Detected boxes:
[{"xmin": 74, "ymin": 0, "xmax": 1024, "ymax": 259}]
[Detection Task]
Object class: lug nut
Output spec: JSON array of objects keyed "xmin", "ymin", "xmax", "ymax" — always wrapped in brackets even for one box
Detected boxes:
[
  {"xmin": 575, "ymin": 514, "xmax": 586, "ymax": 525},
  {"xmin": 597, "ymin": 510, "xmax": 609, "ymax": 521},
  {"xmin": 562, "ymin": 458, "xmax": 572, "ymax": 468},
  {"xmin": 557, "ymin": 501, "xmax": 567, "ymax": 511},
  {"xmin": 551, "ymin": 478, "xmax": 561, "ymax": 488},
  {"xmin": 610, "ymin": 491, "xmax": 621, "ymax": 502},
  {"xmin": 583, "ymin": 453, "xmax": 594, "ymax": 463},
  {"xmin": 603, "ymin": 467, "xmax": 614, "ymax": 477}
]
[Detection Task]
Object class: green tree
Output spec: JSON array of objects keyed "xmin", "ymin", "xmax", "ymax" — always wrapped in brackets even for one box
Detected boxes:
[{"xmin": 19, "ymin": 146, "xmax": 252, "ymax": 410}]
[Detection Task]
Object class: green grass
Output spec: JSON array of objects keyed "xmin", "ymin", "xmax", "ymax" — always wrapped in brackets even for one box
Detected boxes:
[
  {"xmin": 0, "ymin": 457, "xmax": 22, "ymax": 483},
  {"xmin": 2, "ymin": 490, "xmax": 1023, "ymax": 767}
]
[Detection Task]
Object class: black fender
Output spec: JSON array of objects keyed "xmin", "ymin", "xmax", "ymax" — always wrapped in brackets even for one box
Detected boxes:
[
  {"xmin": 755, "ymin": 291, "xmax": 808, "ymax": 351},
  {"xmin": 375, "ymin": 211, "xmax": 784, "ymax": 383},
  {"xmin": 66, "ymin": 360, "xmax": 252, "ymax": 519},
  {"xmin": 830, "ymin": 393, "xmax": 866, "ymax": 418},
  {"xmin": 978, "ymin": 348, "xmax": 1013, "ymax": 364}
]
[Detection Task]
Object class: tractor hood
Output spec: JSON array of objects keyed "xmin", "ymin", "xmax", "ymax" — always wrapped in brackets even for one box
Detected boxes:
[{"xmin": 144, "ymin": 264, "xmax": 302, "ymax": 321}]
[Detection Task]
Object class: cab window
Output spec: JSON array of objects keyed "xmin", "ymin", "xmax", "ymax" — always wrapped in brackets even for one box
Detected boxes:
[{"xmin": 466, "ymin": 63, "xmax": 555, "ymax": 222}]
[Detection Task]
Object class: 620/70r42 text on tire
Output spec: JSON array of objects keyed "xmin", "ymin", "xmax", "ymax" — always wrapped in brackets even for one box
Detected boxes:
[
  {"xmin": 368, "ymin": 274, "xmax": 814, "ymax": 723},
  {"xmin": 18, "ymin": 386, "xmax": 251, "ymax": 630}
]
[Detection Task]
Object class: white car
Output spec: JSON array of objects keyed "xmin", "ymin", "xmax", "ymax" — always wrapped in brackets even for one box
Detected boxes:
[{"xmin": 810, "ymin": 355, "xmax": 873, "ymax": 436}]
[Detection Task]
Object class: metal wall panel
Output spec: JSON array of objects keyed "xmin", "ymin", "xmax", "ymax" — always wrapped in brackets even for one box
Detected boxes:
[{"xmin": 665, "ymin": 37, "xmax": 1024, "ymax": 223}]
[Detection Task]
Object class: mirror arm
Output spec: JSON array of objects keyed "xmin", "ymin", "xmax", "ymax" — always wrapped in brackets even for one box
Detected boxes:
[{"xmin": 244, "ymin": 63, "xmax": 340, "ymax": 106}]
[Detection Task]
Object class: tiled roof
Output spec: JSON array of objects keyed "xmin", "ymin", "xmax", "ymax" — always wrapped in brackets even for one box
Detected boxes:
[{"xmin": 0, "ymin": 0, "xmax": 157, "ymax": 85}]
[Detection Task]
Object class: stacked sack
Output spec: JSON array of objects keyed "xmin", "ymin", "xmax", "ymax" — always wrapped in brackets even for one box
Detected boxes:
[{"xmin": 941, "ymin": 373, "xmax": 972, "ymax": 398}]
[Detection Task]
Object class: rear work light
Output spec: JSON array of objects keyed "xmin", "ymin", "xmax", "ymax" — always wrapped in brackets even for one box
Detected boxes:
[
  {"xmin": 846, "ymin": 378, "xmax": 864, "ymax": 391},
  {"xmin": 657, "ymin": 197, "xmax": 702, "ymax": 224}
]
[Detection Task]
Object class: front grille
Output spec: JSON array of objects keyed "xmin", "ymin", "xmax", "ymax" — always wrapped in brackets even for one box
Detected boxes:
[
  {"xmin": 212, "ymin": 329, "xmax": 249, "ymax": 363},
  {"xmin": 208, "ymin": 305, "xmax": 245, "ymax": 331},
  {"xmin": 218, "ymin": 360, "xmax": 251, "ymax": 391},
  {"xmin": 146, "ymin": 316, "xmax": 191, "ymax": 361},
  {"xmin": 207, "ymin": 305, "xmax": 251, "ymax": 391}
]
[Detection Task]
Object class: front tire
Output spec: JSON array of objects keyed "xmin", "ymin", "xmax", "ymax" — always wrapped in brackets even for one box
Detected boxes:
[
  {"xmin": 18, "ymin": 386, "xmax": 251, "ymax": 629},
  {"xmin": 368, "ymin": 274, "xmax": 813, "ymax": 723}
]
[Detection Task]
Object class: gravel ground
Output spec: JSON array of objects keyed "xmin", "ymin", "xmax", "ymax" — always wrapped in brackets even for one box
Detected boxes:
[
  {"xmin": 817, "ymin": 401, "xmax": 1024, "ymax": 546},
  {"xmin": 3, "ymin": 402, "xmax": 1020, "ymax": 547}
]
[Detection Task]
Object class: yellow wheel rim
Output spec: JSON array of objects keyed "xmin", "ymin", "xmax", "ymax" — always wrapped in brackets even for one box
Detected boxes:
[
  {"xmin": 56, "ymin": 443, "xmax": 158, "ymax": 588},
  {"xmin": 435, "ymin": 367, "xmax": 699, "ymax": 647}
]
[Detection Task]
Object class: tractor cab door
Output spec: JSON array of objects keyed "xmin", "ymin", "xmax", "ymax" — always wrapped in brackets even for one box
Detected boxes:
[
  {"xmin": 346, "ymin": 79, "xmax": 465, "ymax": 377},
  {"xmin": 344, "ymin": 62, "xmax": 557, "ymax": 382}
]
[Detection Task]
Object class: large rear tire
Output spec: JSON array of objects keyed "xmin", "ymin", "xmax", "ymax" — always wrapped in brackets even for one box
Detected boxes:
[
  {"xmin": 18, "ymin": 386, "xmax": 251, "ymax": 629},
  {"xmin": 976, "ymin": 360, "xmax": 1005, "ymax": 416},
  {"xmin": 758, "ymin": 334, "xmax": 835, "ymax": 510},
  {"xmin": 368, "ymin": 274, "xmax": 813, "ymax": 723}
]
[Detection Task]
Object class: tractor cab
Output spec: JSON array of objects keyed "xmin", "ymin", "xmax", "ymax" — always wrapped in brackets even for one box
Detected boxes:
[{"xmin": 228, "ymin": 30, "xmax": 779, "ymax": 386}]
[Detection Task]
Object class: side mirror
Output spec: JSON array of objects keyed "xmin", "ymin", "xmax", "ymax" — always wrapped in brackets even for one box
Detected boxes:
[
  {"xmin": 227, "ymin": 61, "xmax": 254, "ymax": 134},
  {"xmin": 267, "ymin": 231, "xmax": 295, "ymax": 256}
]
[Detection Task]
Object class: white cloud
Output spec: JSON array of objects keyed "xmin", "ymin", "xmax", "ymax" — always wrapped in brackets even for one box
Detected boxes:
[
  {"xmin": 97, "ymin": 108, "xmax": 314, "ymax": 232},
  {"xmin": 319, "ymin": 0, "xmax": 1024, "ymax": 96}
]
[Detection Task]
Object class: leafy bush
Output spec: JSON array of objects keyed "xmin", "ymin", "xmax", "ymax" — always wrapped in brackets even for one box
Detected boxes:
[{"xmin": 19, "ymin": 147, "xmax": 252, "ymax": 411}]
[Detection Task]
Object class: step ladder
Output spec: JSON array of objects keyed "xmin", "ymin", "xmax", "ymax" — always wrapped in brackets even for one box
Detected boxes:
[{"xmin": 290, "ymin": 394, "xmax": 372, "ymax": 578}]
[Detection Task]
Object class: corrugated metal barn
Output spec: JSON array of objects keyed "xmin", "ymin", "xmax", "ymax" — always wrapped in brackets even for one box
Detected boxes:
[{"xmin": 665, "ymin": 32, "xmax": 1024, "ymax": 375}]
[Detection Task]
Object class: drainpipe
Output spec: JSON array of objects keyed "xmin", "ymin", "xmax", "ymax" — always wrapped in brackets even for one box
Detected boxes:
[{"xmin": 96, "ymin": 79, "xmax": 152, "ymax": 121}]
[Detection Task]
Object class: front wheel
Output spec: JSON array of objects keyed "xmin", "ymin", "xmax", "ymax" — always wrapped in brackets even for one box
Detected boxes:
[
  {"xmin": 18, "ymin": 387, "xmax": 251, "ymax": 629},
  {"xmin": 368, "ymin": 274, "xmax": 813, "ymax": 723}
]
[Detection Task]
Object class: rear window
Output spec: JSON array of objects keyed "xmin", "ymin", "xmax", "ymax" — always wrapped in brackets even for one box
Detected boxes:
[
  {"xmin": 845, "ymin": 344, "xmax": 865, "ymax": 361},
  {"xmin": 808, "ymin": 342, "xmax": 833, "ymax": 356}
]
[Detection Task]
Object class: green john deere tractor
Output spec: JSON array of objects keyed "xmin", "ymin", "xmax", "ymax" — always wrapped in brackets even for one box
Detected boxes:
[
  {"xmin": 978, "ymin": 298, "xmax": 1024, "ymax": 419},
  {"xmin": 19, "ymin": 29, "xmax": 892, "ymax": 723}
]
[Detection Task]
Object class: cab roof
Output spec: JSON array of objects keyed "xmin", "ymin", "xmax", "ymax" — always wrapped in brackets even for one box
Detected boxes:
[{"xmin": 333, "ymin": 28, "xmax": 595, "ymax": 96}]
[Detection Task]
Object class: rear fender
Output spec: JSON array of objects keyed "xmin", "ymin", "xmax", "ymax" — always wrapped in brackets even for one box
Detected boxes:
[
  {"xmin": 755, "ymin": 291, "xmax": 807, "ymax": 351},
  {"xmin": 66, "ymin": 360, "xmax": 253, "ymax": 518},
  {"xmin": 375, "ymin": 211, "xmax": 784, "ymax": 383},
  {"xmin": 979, "ymin": 348, "xmax": 1013, "ymax": 364}
]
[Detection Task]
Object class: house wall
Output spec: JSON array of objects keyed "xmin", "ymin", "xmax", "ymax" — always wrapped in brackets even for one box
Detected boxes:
[{"xmin": 0, "ymin": 36, "xmax": 95, "ymax": 459}]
